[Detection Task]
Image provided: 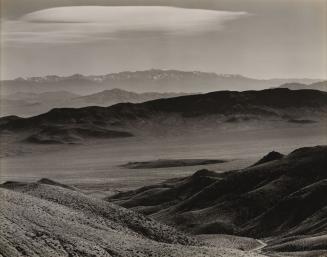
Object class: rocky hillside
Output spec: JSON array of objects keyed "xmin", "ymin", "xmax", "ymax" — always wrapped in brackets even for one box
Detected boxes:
[{"xmin": 0, "ymin": 179, "xmax": 266, "ymax": 257}]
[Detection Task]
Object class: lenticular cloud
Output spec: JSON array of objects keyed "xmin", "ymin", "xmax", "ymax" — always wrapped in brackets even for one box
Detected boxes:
[{"xmin": 4, "ymin": 6, "xmax": 248, "ymax": 44}]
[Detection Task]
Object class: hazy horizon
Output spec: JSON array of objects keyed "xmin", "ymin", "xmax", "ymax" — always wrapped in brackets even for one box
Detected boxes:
[
  {"xmin": 2, "ymin": 68, "xmax": 326, "ymax": 81},
  {"xmin": 1, "ymin": 0, "xmax": 326, "ymax": 81}
]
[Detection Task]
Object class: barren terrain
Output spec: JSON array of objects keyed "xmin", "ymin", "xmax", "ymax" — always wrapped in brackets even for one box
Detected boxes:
[{"xmin": 0, "ymin": 179, "xmax": 266, "ymax": 257}]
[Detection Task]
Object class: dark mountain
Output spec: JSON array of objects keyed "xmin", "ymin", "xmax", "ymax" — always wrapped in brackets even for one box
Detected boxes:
[
  {"xmin": 1, "ymin": 69, "xmax": 321, "ymax": 95},
  {"xmin": 1, "ymin": 88, "xmax": 326, "ymax": 144},
  {"xmin": 279, "ymin": 80, "xmax": 327, "ymax": 91},
  {"xmin": 108, "ymin": 145, "xmax": 327, "ymax": 255}
]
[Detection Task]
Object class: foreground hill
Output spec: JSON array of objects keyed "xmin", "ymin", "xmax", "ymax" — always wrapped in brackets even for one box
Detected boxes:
[
  {"xmin": 0, "ymin": 179, "xmax": 265, "ymax": 257},
  {"xmin": 108, "ymin": 145, "xmax": 327, "ymax": 256},
  {"xmin": 0, "ymin": 88, "xmax": 326, "ymax": 144},
  {"xmin": 1, "ymin": 70, "xmax": 320, "ymax": 95}
]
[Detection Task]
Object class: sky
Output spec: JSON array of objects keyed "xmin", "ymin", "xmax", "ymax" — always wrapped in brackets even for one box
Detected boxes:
[{"xmin": 1, "ymin": 0, "xmax": 326, "ymax": 80}]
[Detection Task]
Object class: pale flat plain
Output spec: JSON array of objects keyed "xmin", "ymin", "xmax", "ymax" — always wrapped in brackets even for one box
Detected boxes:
[{"xmin": 1, "ymin": 125, "xmax": 325, "ymax": 198}]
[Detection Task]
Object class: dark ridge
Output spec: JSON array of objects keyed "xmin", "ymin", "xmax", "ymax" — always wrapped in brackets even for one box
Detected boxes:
[
  {"xmin": 107, "ymin": 169, "xmax": 221, "ymax": 210},
  {"xmin": 0, "ymin": 115, "xmax": 23, "ymax": 126},
  {"xmin": 244, "ymin": 179, "xmax": 327, "ymax": 238},
  {"xmin": 1, "ymin": 88, "xmax": 326, "ymax": 145},
  {"xmin": 108, "ymin": 145, "xmax": 327, "ymax": 240},
  {"xmin": 288, "ymin": 145, "xmax": 327, "ymax": 159},
  {"xmin": 191, "ymin": 169, "xmax": 222, "ymax": 178},
  {"xmin": 252, "ymin": 151, "xmax": 284, "ymax": 166},
  {"xmin": 142, "ymin": 88, "xmax": 327, "ymax": 114},
  {"xmin": 1, "ymin": 88, "xmax": 326, "ymax": 131}
]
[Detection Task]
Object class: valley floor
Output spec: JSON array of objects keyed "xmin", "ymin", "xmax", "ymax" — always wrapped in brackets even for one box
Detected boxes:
[
  {"xmin": 1, "ymin": 126, "xmax": 325, "ymax": 189},
  {"xmin": 0, "ymin": 126, "xmax": 326, "ymax": 257}
]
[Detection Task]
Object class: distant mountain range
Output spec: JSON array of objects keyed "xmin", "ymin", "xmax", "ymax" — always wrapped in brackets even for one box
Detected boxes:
[
  {"xmin": 1, "ymin": 69, "xmax": 322, "ymax": 95},
  {"xmin": 0, "ymin": 89, "xmax": 188, "ymax": 117},
  {"xmin": 1, "ymin": 88, "xmax": 326, "ymax": 144}
]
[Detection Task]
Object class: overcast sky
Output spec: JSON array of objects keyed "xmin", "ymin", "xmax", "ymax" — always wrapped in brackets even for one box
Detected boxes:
[{"xmin": 1, "ymin": 0, "xmax": 326, "ymax": 79}]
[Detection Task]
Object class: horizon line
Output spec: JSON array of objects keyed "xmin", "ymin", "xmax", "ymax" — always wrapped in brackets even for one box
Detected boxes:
[{"xmin": 1, "ymin": 68, "xmax": 325, "ymax": 81}]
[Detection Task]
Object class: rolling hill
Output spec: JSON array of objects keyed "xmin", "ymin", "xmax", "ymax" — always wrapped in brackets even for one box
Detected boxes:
[
  {"xmin": 1, "ymin": 88, "xmax": 326, "ymax": 144},
  {"xmin": 0, "ymin": 179, "xmax": 266, "ymax": 257},
  {"xmin": 108, "ymin": 145, "xmax": 327, "ymax": 256}
]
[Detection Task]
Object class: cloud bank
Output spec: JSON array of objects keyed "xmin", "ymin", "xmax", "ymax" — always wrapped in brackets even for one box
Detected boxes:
[{"xmin": 3, "ymin": 6, "xmax": 249, "ymax": 44}]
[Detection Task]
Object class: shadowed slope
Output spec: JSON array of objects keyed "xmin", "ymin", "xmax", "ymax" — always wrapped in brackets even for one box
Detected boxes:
[
  {"xmin": 251, "ymin": 151, "xmax": 284, "ymax": 166},
  {"xmin": 108, "ymin": 146, "xmax": 327, "ymax": 238},
  {"xmin": 1, "ymin": 88, "xmax": 327, "ymax": 130},
  {"xmin": 1, "ymin": 89, "xmax": 326, "ymax": 144}
]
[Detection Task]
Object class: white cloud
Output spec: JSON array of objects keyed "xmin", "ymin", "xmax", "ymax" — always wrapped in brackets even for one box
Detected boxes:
[{"xmin": 2, "ymin": 6, "xmax": 249, "ymax": 44}]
